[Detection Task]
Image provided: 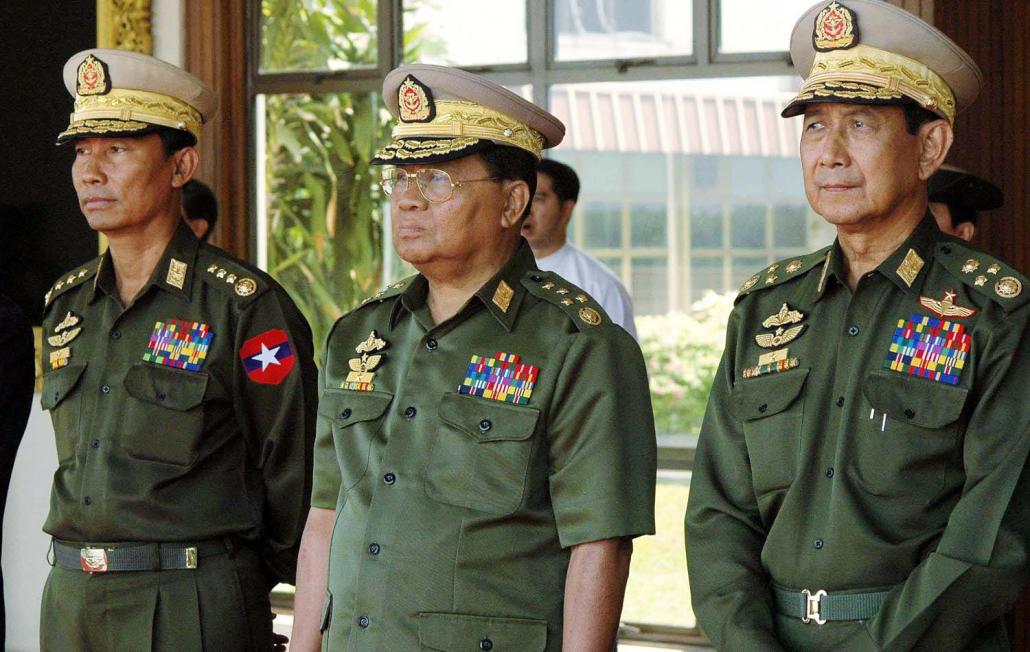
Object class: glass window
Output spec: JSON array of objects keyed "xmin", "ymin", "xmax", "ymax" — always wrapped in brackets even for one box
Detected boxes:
[
  {"xmin": 553, "ymin": 0, "xmax": 693, "ymax": 61},
  {"xmin": 403, "ymin": 0, "xmax": 527, "ymax": 66},
  {"xmin": 260, "ymin": 0, "xmax": 378, "ymax": 73},
  {"xmin": 690, "ymin": 204, "xmax": 723, "ymax": 249},
  {"xmin": 630, "ymin": 203, "xmax": 667, "ymax": 248},
  {"xmin": 732, "ymin": 255, "xmax": 768, "ymax": 286},
  {"xmin": 581, "ymin": 202, "xmax": 622, "ymax": 249},
  {"xmin": 717, "ymin": 0, "xmax": 818, "ymax": 54},
  {"xmin": 630, "ymin": 257, "xmax": 668, "ymax": 315},
  {"xmin": 258, "ymin": 91, "xmax": 390, "ymax": 352},
  {"xmin": 730, "ymin": 204, "xmax": 766, "ymax": 248},
  {"xmin": 773, "ymin": 204, "xmax": 808, "ymax": 247},
  {"xmin": 690, "ymin": 256, "xmax": 723, "ymax": 302}
]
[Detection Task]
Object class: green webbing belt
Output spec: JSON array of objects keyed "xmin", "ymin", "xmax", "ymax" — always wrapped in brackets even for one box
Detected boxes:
[
  {"xmin": 774, "ymin": 585, "xmax": 890, "ymax": 623},
  {"xmin": 52, "ymin": 538, "xmax": 229, "ymax": 572}
]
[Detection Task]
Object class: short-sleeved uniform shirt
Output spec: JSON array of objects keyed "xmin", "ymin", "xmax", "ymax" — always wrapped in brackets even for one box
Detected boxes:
[
  {"xmin": 312, "ymin": 241, "xmax": 657, "ymax": 650},
  {"xmin": 40, "ymin": 222, "xmax": 317, "ymax": 583},
  {"xmin": 686, "ymin": 215, "xmax": 1030, "ymax": 650}
]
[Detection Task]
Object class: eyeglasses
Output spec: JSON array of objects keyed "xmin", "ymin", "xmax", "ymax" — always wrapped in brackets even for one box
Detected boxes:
[{"xmin": 379, "ymin": 167, "xmax": 499, "ymax": 203}]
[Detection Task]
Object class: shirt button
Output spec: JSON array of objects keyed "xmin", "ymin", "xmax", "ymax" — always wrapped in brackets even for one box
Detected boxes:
[
  {"xmin": 100, "ymin": 385, "xmax": 111, "ymax": 394},
  {"xmin": 368, "ymin": 543, "xmax": 381, "ymax": 556},
  {"xmin": 340, "ymin": 408, "xmax": 352, "ymax": 419},
  {"xmin": 425, "ymin": 338, "xmax": 438, "ymax": 351},
  {"xmin": 357, "ymin": 615, "xmax": 370, "ymax": 629},
  {"xmin": 90, "ymin": 439, "xmax": 100, "ymax": 449},
  {"xmin": 480, "ymin": 638, "xmax": 494, "ymax": 651},
  {"xmin": 404, "ymin": 406, "xmax": 417, "ymax": 419},
  {"xmin": 941, "ymin": 245, "xmax": 952, "ymax": 255},
  {"xmin": 758, "ymin": 404, "xmax": 768, "ymax": 413},
  {"xmin": 904, "ymin": 408, "xmax": 916, "ymax": 419},
  {"xmin": 383, "ymin": 473, "xmax": 396, "ymax": 485},
  {"xmin": 111, "ymin": 330, "xmax": 122, "ymax": 340},
  {"xmin": 479, "ymin": 419, "xmax": 492, "ymax": 432},
  {"xmin": 847, "ymin": 325, "xmax": 859, "ymax": 336},
  {"xmin": 825, "ymin": 467, "xmax": 834, "ymax": 478},
  {"xmin": 530, "ymin": 274, "xmax": 543, "ymax": 283},
  {"xmin": 814, "ymin": 539, "xmax": 824, "ymax": 550},
  {"xmin": 156, "ymin": 392, "xmax": 166, "ymax": 401},
  {"xmin": 83, "ymin": 496, "xmax": 93, "ymax": 506},
  {"xmin": 835, "ymin": 396, "xmax": 845, "ymax": 407}
]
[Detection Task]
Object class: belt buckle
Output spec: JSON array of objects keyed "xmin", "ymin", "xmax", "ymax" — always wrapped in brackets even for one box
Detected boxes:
[
  {"xmin": 79, "ymin": 547, "xmax": 109, "ymax": 574},
  {"xmin": 802, "ymin": 589, "xmax": 827, "ymax": 625},
  {"xmin": 185, "ymin": 546, "xmax": 198, "ymax": 569}
]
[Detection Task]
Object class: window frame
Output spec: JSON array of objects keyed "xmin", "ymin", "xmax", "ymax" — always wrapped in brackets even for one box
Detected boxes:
[{"xmin": 249, "ymin": 0, "xmax": 804, "ymax": 644}]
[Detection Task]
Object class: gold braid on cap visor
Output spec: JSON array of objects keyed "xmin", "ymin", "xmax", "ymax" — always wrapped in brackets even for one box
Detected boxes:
[
  {"xmin": 387, "ymin": 100, "xmax": 545, "ymax": 158},
  {"xmin": 60, "ymin": 88, "xmax": 203, "ymax": 141},
  {"xmin": 791, "ymin": 44, "xmax": 957, "ymax": 124}
]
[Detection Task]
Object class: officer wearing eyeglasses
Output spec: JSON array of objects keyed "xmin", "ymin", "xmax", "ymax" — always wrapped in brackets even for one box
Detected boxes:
[{"xmin": 290, "ymin": 64, "xmax": 657, "ymax": 651}]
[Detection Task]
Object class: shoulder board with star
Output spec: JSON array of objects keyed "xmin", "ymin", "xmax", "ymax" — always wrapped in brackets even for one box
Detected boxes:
[
  {"xmin": 736, "ymin": 246, "xmax": 832, "ymax": 303},
  {"xmin": 521, "ymin": 270, "xmax": 609, "ymax": 332},
  {"xmin": 343, "ymin": 275, "xmax": 418, "ymax": 318},
  {"xmin": 936, "ymin": 241, "xmax": 1029, "ymax": 313},
  {"xmin": 43, "ymin": 258, "xmax": 101, "ymax": 313},
  {"xmin": 196, "ymin": 249, "xmax": 271, "ymax": 306}
]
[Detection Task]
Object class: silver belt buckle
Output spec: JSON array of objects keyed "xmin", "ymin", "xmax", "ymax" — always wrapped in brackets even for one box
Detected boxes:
[
  {"xmin": 79, "ymin": 547, "xmax": 109, "ymax": 574},
  {"xmin": 185, "ymin": 546, "xmax": 198, "ymax": 569},
  {"xmin": 802, "ymin": 589, "xmax": 827, "ymax": 625}
]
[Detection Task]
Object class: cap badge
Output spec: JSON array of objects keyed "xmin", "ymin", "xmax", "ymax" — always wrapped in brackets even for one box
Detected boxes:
[
  {"xmin": 76, "ymin": 54, "xmax": 111, "ymax": 96},
  {"xmin": 398, "ymin": 75, "xmax": 435, "ymax": 123},
  {"xmin": 813, "ymin": 1, "xmax": 858, "ymax": 52}
]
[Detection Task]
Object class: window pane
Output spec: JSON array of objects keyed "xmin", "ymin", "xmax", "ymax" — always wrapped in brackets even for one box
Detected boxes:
[
  {"xmin": 582, "ymin": 202, "xmax": 622, "ymax": 249},
  {"xmin": 630, "ymin": 257, "xmax": 668, "ymax": 315},
  {"xmin": 258, "ymin": 92, "xmax": 390, "ymax": 356},
  {"xmin": 621, "ymin": 471, "xmax": 696, "ymax": 628},
  {"xmin": 403, "ymin": 0, "xmax": 527, "ymax": 66},
  {"xmin": 260, "ymin": 0, "xmax": 378, "ymax": 73},
  {"xmin": 630, "ymin": 203, "xmax": 666, "ymax": 248},
  {"xmin": 773, "ymin": 205, "xmax": 808, "ymax": 248},
  {"xmin": 553, "ymin": 0, "xmax": 693, "ymax": 61},
  {"xmin": 690, "ymin": 203, "xmax": 723, "ymax": 249},
  {"xmin": 690, "ymin": 256, "xmax": 723, "ymax": 302},
  {"xmin": 718, "ymin": 0, "xmax": 816, "ymax": 54},
  {"xmin": 730, "ymin": 204, "xmax": 766, "ymax": 248},
  {"xmin": 733, "ymin": 255, "xmax": 768, "ymax": 287}
]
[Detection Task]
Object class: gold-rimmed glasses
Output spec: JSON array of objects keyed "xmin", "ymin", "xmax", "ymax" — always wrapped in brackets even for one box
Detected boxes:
[{"xmin": 379, "ymin": 167, "xmax": 500, "ymax": 203}]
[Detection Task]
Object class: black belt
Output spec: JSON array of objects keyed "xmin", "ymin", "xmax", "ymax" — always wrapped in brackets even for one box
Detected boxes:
[
  {"xmin": 774, "ymin": 585, "xmax": 890, "ymax": 624},
  {"xmin": 52, "ymin": 538, "xmax": 234, "ymax": 574}
]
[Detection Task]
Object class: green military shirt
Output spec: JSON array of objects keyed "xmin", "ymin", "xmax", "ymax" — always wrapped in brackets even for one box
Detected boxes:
[
  {"xmin": 686, "ymin": 215, "xmax": 1030, "ymax": 650},
  {"xmin": 40, "ymin": 222, "xmax": 317, "ymax": 583},
  {"xmin": 312, "ymin": 241, "xmax": 656, "ymax": 650}
]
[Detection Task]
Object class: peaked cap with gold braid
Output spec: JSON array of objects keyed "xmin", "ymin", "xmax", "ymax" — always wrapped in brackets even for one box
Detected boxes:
[
  {"xmin": 372, "ymin": 64, "xmax": 565, "ymax": 165},
  {"xmin": 57, "ymin": 49, "xmax": 217, "ymax": 145},
  {"xmin": 781, "ymin": 0, "xmax": 982, "ymax": 125}
]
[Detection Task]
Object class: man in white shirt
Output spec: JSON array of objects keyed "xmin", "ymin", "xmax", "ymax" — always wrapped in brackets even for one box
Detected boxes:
[{"xmin": 524, "ymin": 159, "xmax": 638, "ymax": 337}]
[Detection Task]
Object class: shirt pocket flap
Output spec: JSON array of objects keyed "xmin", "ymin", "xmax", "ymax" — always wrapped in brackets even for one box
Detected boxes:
[
  {"xmin": 862, "ymin": 369, "xmax": 968, "ymax": 429},
  {"xmin": 40, "ymin": 362, "xmax": 88, "ymax": 410},
  {"xmin": 730, "ymin": 367, "xmax": 810, "ymax": 422},
  {"xmin": 123, "ymin": 362, "xmax": 208, "ymax": 411},
  {"xmin": 418, "ymin": 612, "xmax": 547, "ymax": 651},
  {"xmin": 439, "ymin": 392, "xmax": 540, "ymax": 443},
  {"xmin": 317, "ymin": 389, "xmax": 393, "ymax": 425}
]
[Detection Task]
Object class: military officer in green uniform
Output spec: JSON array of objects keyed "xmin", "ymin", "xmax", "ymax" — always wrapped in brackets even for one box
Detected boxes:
[
  {"xmin": 39, "ymin": 49, "xmax": 316, "ymax": 650},
  {"xmin": 290, "ymin": 65, "xmax": 657, "ymax": 651},
  {"xmin": 686, "ymin": 1, "xmax": 1030, "ymax": 650}
]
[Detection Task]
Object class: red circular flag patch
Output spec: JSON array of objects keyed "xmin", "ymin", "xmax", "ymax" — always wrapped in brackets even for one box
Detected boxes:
[{"xmin": 239, "ymin": 329, "xmax": 296, "ymax": 385}]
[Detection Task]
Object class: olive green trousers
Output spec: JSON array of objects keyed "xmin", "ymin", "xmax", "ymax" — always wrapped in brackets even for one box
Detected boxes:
[{"xmin": 40, "ymin": 545, "xmax": 273, "ymax": 651}]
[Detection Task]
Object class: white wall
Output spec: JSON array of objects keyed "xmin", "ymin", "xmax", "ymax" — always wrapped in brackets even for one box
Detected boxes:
[{"xmin": 4, "ymin": 3, "xmax": 186, "ymax": 649}]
